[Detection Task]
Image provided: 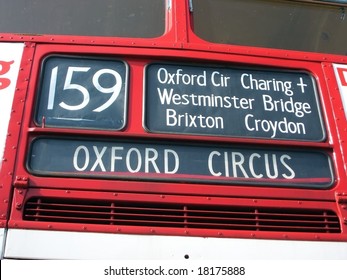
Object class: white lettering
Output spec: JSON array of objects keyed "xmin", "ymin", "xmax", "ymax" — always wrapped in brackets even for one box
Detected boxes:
[
  {"xmin": 280, "ymin": 154, "xmax": 296, "ymax": 179},
  {"xmin": 126, "ymin": 148, "xmax": 142, "ymax": 173},
  {"xmin": 74, "ymin": 145, "xmax": 180, "ymax": 175},
  {"xmin": 164, "ymin": 149, "xmax": 180, "ymax": 174},
  {"xmin": 73, "ymin": 146, "xmax": 90, "ymax": 171},
  {"xmin": 263, "ymin": 95, "xmax": 311, "ymax": 118},
  {"xmin": 166, "ymin": 109, "xmax": 224, "ymax": 129},
  {"xmin": 245, "ymin": 114, "xmax": 306, "ymax": 138},
  {"xmin": 157, "ymin": 67, "xmax": 207, "ymax": 86},
  {"xmin": 145, "ymin": 148, "xmax": 160, "ymax": 173},
  {"xmin": 91, "ymin": 146, "xmax": 107, "ymax": 172},
  {"xmin": 208, "ymin": 150, "xmax": 296, "ymax": 181},
  {"xmin": 111, "ymin": 147, "xmax": 123, "ymax": 172},
  {"xmin": 211, "ymin": 71, "xmax": 230, "ymax": 87},
  {"xmin": 241, "ymin": 73, "xmax": 294, "ymax": 96},
  {"xmin": 249, "ymin": 153, "xmax": 263, "ymax": 178},
  {"xmin": 208, "ymin": 151, "xmax": 222, "ymax": 176},
  {"xmin": 232, "ymin": 152, "xmax": 249, "ymax": 178}
]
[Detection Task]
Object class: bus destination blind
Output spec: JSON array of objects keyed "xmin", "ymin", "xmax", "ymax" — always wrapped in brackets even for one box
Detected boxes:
[
  {"xmin": 28, "ymin": 138, "xmax": 333, "ymax": 188},
  {"xmin": 145, "ymin": 63, "xmax": 325, "ymax": 141}
]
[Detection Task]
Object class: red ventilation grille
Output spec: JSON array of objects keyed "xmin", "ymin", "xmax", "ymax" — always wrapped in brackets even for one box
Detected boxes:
[{"xmin": 23, "ymin": 197, "xmax": 341, "ymax": 233}]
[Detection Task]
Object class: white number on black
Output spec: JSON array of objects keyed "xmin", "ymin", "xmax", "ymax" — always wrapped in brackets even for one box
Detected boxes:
[{"xmin": 47, "ymin": 66, "xmax": 122, "ymax": 112}]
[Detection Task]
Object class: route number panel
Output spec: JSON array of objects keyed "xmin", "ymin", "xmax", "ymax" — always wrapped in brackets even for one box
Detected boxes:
[{"xmin": 35, "ymin": 56, "xmax": 128, "ymax": 130}]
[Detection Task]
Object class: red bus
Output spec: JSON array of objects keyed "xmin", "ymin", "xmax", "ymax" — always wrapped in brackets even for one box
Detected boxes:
[{"xmin": 0, "ymin": 0, "xmax": 347, "ymax": 259}]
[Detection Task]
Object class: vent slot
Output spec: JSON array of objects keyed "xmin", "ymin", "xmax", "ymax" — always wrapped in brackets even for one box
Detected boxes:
[{"xmin": 23, "ymin": 197, "xmax": 341, "ymax": 233}]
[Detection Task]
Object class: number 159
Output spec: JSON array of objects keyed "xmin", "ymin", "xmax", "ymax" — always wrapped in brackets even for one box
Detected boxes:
[{"xmin": 47, "ymin": 66, "xmax": 122, "ymax": 112}]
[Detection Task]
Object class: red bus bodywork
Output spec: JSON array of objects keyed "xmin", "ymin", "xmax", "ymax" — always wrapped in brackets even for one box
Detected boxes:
[{"xmin": 0, "ymin": 0, "xmax": 346, "ymax": 259}]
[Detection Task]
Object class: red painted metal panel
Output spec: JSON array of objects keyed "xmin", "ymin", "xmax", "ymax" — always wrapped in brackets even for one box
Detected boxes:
[
  {"xmin": 8, "ymin": 188, "xmax": 347, "ymax": 241},
  {"xmin": 0, "ymin": 43, "xmax": 35, "ymax": 228}
]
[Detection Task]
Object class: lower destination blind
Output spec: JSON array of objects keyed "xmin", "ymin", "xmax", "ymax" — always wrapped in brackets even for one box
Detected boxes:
[{"xmin": 28, "ymin": 138, "xmax": 334, "ymax": 188}]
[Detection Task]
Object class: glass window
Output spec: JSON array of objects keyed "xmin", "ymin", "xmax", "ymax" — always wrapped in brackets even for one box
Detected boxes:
[
  {"xmin": 0, "ymin": 0, "xmax": 165, "ymax": 38},
  {"xmin": 192, "ymin": 0, "xmax": 347, "ymax": 55}
]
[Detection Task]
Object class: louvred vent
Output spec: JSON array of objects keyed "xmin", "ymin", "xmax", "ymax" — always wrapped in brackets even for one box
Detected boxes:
[{"xmin": 23, "ymin": 197, "xmax": 341, "ymax": 233}]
